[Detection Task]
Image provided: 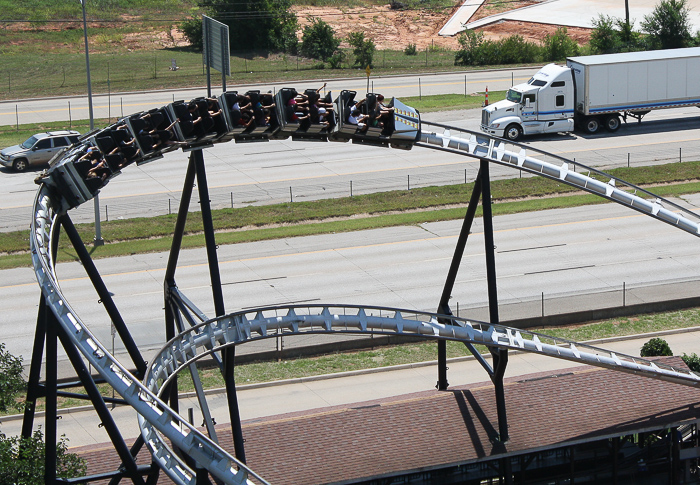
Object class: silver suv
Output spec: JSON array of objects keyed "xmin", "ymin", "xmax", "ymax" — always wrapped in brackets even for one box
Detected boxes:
[{"xmin": 0, "ymin": 130, "xmax": 81, "ymax": 172}]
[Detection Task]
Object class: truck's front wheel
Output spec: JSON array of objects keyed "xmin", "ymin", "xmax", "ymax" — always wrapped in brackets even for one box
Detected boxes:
[
  {"xmin": 604, "ymin": 114, "xmax": 621, "ymax": 132},
  {"xmin": 583, "ymin": 117, "xmax": 600, "ymax": 134},
  {"xmin": 504, "ymin": 124, "xmax": 523, "ymax": 141}
]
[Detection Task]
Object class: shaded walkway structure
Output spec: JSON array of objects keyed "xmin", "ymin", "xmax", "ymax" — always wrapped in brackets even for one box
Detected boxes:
[{"xmin": 25, "ymin": 87, "xmax": 700, "ymax": 484}]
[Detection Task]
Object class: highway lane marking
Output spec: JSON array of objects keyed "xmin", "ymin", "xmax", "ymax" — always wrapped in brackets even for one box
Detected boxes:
[
  {"xmin": 550, "ymin": 136, "xmax": 700, "ymax": 156},
  {"xmin": 0, "ymin": 156, "xmax": 477, "ymax": 210},
  {"xmin": 0, "ymin": 210, "xmax": 676, "ymax": 291},
  {"xmin": 4, "ymin": 130, "xmax": 698, "ymax": 210},
  {"xmin": 0, "ymin": 75, "xmax": 531, "ymax": 118}
]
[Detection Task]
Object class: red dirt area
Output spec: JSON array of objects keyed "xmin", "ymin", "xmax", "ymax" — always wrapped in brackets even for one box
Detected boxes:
[{"xmin": 294, "ymin": 1, "xmax": 592, "ymax": 49}]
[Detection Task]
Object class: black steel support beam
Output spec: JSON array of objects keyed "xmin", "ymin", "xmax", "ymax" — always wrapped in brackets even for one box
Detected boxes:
[
  {"xmin": 60, "ymin": 215, "xmax": 146, "ymax": 377},
  {"xmin": 22, "ymin": 296, "xmax": 47, "ymax": 439},
  {"xmin": 162, "ymin": 155, "xmax": 197, "ymax": 419},
  {"xmin": 165, "ymin": 155, "xmax": 197, "ymax": 285},
  {"xmin": 23, "ymin": 217, "xmax": 61, "ymax": 440},
  {"xmin": 480, "ymin": 158, "xmax": 509, "ymax": 444},
  {"xmin": 193, "ymin": 149, "xmax": 226, "ymax": 317},
  {"xmin": 438, "ymin": 167, "xmax": 483, "ymax": 313},
  {"xmin": 45, "ymin": 290, "xmax": 58, "ymax": 484},
  {"xmin": 55, "ymin": 390, "xmax": 127, "ymax": 406},
  {"xmin": 56, "ymin": 322, "xmax": 146, "ymax": 485},
  {"xmin": 436, "ymin": 168, "xmax": 484, "ymax": 390},
  {"xmin": 193, "ymin": 149, "xmax": 246, "ymax": 463},
  {"xmin": 224, "ymin": 345, "xmax": 246, "ymax": 464}
]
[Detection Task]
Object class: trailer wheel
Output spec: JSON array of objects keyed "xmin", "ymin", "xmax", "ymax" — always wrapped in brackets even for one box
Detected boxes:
[
  {"xmin": 504, "ymin": 124, "xmax": 522, "ymax": 141},
  {"xmin": 604, "ymin": 114, "xmax": 621, "ymax": 132},
  {"xmin": 584, "ymin": 117, "xmax": 600, "ymax": 134}
]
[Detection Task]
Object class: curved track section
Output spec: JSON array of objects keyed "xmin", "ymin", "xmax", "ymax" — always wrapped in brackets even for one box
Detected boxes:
[
  {"xmin": 29, "ymin": 91, "xmax": 700, "ymax": 483},
  {"xmin": 420, "ymin": 121, "xmax": 700, "ymax": 238},
  {"xmin": 145, "ymin": 305, "xmax": 700, "ymax": 398},
  {"xmin": 31, "ymin": 189, "xmax": 266, "ymax": 485}
]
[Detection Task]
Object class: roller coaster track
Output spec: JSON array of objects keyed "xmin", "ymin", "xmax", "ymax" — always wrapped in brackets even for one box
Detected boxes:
[{"xmin": 29, "ymin": 108, "xmax": 700, "ymax": 483}]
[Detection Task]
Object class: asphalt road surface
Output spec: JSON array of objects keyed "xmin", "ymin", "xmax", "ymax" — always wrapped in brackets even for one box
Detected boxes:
[
  {"xmin": 4, "ymin": 194, "xmax": 700, "ymax": 376},
  {"xmin": 0, "ymin": 69, "xmax": 537, "ymax": 125},
  {"xmin": 1, "ymin": 102, "xmax": 700, "ymax": 232}
]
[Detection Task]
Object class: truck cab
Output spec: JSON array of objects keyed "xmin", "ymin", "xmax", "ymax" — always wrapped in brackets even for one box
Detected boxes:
[{"xmin": 481, "ymin": 64, "xmax": 575, "ymax": 141}]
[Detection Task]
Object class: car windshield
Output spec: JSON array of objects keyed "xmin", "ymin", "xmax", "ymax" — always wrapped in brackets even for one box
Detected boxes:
[
  {"xmin": 20, "ymin": 136, "xmax": 39, "ymax": 149},
  {"xmin": 506, "ymin": 89, "xmax": 522, "ymax": 103}
]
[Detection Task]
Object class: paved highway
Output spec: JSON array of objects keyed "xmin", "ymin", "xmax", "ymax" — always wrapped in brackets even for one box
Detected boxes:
[
  {"xmin": 2, "ymin": 69, "xmax": 700, "ymax": 231},
  {"xmin": 0, "ymin": 69, "xmax": 536, "ymax": 125},
  {"xmin": 2, "ymin": 67, "xmax": 700, "ymax": 231},
  {"xmin": 4, "ymin": 194, "xmax": 700, "ymax": 376}
]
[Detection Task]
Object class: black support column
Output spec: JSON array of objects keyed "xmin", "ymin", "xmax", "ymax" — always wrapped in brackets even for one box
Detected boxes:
[
  {"xmin": 56, "ymin": 319, "xmax": 147, "ymax": 485},
  {"xmin": 192, "ymin": 149, "xmax": 246, "ymax": 464},
  {"xmin": 60, "ymin": 215, "xmax": 147, "ymax": 377},
  {"xmin": 480, "ymin": 158, "xmax": 509, "ymax": 443},
  {"xmin": 436, "ymin": 167, "xmax": 483, "ymax": 390},
  {"xmin": 163, "ymin": 154, "xmax": 197, "ymax": 416}
]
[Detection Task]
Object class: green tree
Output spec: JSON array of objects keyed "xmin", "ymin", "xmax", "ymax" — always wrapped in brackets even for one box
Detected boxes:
[
  {"xmin": 454, "ymin": 30, "xmax": 485, "ymax": 66},
  {"xmin": 0, "ymin": 343, "xmax": 24, "ymax": 414},
  {"xmin": 301, "ymin": 17, "xmax": 341, "ymax": 61},
  {"xmin": 682, "ymin": 353, "xmax": 700, "ymax": 372},
  {"xmin": 541, "ymin": 27, "xmax": 579, "ymax": 61},
  {"xmin": 180, "ymin": 16, "xmax": 204, "ymax": 52},
  {"xmin": 181, "ymin": 0, "xmax": 299, "ymax": 53},
  {"xmin": 590, "ymin": 14, "xmax": 621, "ymax": 54},
  {"xmin": 347, "ymin": 31, "xmax": 376, "ymax": 68},
  {"xmin": 0, "ymin": 346, "xmax": 86, "ymax": 482},
  {"xmin": 0, "ymin": 430, "xmax": 86, "ymax": 484},
  {"xmin": 641, "ymin": 0, "xmax": 693, "ymax": 49}
]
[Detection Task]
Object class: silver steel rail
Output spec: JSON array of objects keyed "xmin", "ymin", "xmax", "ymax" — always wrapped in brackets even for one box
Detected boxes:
[
  {"xmin": 419, "ymin": 121, "xmax": 700, "ymax": 238},
  {"xmin": 30, "ymin": 187, "xmax": 268, "ymax": 485},
  {"xmin": 29, "ymin": 101, "xmax": 700, "ymax": 484},
  {"xmin": 145, "ymin": 305, "xmax": 700, "ymax": 399}
]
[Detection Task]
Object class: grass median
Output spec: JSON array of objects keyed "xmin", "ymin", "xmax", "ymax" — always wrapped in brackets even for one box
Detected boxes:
[{"xmin": 2, "ymin": 160, "xmax": 700, "ymax": 270}]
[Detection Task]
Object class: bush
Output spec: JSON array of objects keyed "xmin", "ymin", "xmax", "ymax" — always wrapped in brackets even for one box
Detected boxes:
[
  {"xmin": 328, "ymin": 50, "xmax": 345, "ymax": 69},
  {"xmin": 642, "ymin": 0, "xmax": 694, "ymax": 49},
  {"xmin": 0, "ymin": 342, "xmax": 24, "ymax": 415},
  {"xmin": 455, "ymin": 31, "xmax": 541, "ymax": 66},
  {"xmin": 541, "ymin": 27, "xmax": 579, "ymax": 61},
  {"xmin": 180, "ymin": 17, "xmax": 203, "ymax": 52},
  {"xmin": 404, "ymin": 43, "xmax": 418, "ymax": 56},
  {"xmin": 301, "ymin": 17, "xmax": 341, "ymax": 61},
  {"xmin": 589, "ymin": 14, "xmax": 621, "ymax": 54},
  {"xmin": 0, "ymin": 429, "xmax": 86, "ymax": 484},
  {"xmin": 498, "ymin": 34, "xmax": 540, "ymax": 64},
  {"xmin": 640, "ymin": 337, "xmax": 673, "ymax": 357},
  {"xmin": 682, "ymin": 353, "xmax": 700, "ymax": 372},
  {"xmin": 347, "ymin": 31, "xmax": 376, "ymax": 68},
  {"xmin": 454, "ymin": 30, "xmax": 485, "ymax": 66}
]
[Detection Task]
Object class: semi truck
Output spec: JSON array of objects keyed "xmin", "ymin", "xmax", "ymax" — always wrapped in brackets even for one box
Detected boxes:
[{"xmin": 480, "ymin": 47, "xmax": 700, "ymax": 141}]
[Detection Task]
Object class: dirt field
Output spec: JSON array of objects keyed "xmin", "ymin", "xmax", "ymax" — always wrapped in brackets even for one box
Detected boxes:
[
  {"xmin": 5, "ymin": 0, "xmax": 592, "ymax": 53},
  {"xmin": 294, "ymin": 1, "xmax": 593, "ymax": 51}
]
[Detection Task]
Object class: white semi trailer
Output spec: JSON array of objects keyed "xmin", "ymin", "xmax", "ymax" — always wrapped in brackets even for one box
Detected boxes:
[{"xmin": 481, "ymin": 47, "xmax": 700, "ymax": 141}]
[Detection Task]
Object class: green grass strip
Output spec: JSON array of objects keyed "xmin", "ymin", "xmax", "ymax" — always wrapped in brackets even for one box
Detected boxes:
[{"xmin": 2, "ymin": 177, "xmax": 700, "ymax": 271}]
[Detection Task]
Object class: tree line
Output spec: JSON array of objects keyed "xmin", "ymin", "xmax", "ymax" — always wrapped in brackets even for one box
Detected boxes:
[
  {"xmin": 454, "ymin": 0, "xmax": 700, "ymax": 66},
  {"xmin": 180, "ymin": 0, "xmax": 700, "ymax": 70}
]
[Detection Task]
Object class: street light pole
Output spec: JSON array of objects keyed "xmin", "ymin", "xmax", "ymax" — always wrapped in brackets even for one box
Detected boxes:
[{"xmin": 80, "ymin": 0, "xmax": 103, "ymax": 246}]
